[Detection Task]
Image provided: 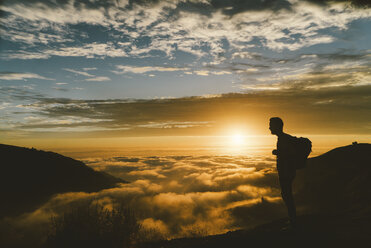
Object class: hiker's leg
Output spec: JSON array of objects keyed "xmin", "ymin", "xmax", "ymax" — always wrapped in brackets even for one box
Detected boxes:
[
  {"xmin": 280, "ymin": 177, "xmax": 296, "ymax": 225},
  {"xmin": 284, "ymin": 182, "xmax": 296, "ymax": 224}
]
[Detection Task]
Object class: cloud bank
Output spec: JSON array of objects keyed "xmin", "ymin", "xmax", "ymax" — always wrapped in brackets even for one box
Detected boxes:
[
  {"xmin": 0, "ymin": 154, "xmax": 285, "ymax": 246},
  {"xmin": 1, "ymin": 81, "xmax": 370, "ymax": 138}
]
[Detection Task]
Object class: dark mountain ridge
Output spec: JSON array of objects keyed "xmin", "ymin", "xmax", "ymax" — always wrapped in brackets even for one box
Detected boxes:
[{"xmin": 0, "ymin": 144, "xmax": 125, "ymax": 218}]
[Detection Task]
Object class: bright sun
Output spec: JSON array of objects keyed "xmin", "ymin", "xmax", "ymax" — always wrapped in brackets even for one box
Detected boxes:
[{"xmin": 230, "ymin": 133, "xmax": 245, "ymax": 146}]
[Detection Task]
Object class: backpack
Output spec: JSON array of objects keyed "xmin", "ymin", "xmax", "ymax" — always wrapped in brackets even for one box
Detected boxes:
[{"xmin": 291, "ymin": 136, "xmax": 312, "ymax": 169}]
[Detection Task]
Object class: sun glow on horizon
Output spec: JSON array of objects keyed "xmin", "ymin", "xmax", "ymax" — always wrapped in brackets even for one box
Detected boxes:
[
  {"xmin": 230, "ymin": 133, "xmax": 246, "ymax": 146},
  {"xmin": 223, "ymin": 126, "xmax": 252, "ymax": 148}
]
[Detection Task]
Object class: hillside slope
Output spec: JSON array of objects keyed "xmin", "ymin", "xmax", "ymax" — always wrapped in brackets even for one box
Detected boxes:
[
  {"xmin": 0, "ymin": 144, "xmax": 125, "ymax": 218},
  {"xmin": 295, "ymin": 143, "xmax": 371, "ymax": 212},
  {"xmin": 140, "ymin": 212, "xmax": 371, "ymax": 248}
]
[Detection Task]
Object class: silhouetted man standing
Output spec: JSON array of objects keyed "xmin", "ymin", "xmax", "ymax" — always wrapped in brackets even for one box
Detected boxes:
[{"xmin": 269, "ymin": 117, "xmax": 297, "ymax": 227}]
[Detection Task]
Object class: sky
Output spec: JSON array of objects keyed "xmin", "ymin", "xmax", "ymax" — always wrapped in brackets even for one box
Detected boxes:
[
  {"xmin": 0, "ymin": 0, "xmax": 371, "ymax": 151},
  {"xmin": 1, "ymin": 1, "xmax": 371, "ymax": 245}
]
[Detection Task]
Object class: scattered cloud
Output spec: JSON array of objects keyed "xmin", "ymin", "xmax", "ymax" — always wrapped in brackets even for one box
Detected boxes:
[
  {"xmin": 2, "ymin": 43, "xmax": 128, "ymax": 60},
  {"xmin": 46, "ymin": 43, "xmax": 128, "ymax": 58},
  {"xmin": 63, "ymin": 68, "xmax": 110, "ymax": 82},
  {"xmin": 137, "ymin": 121, "xmax": 212, "ymax": 129},
  {"xmin": 63, "ymin": 68, "xmax": 94, "ymax": 77},
  {"xmin": 0, "ymin": 85, "xmax": 45, "ymax": 101},
  {"xmin": 1, "ymin": 51, "xmax": 51, "ymax": 60},
  {"xmin": 52, "ymin": 87, "xmax": 69, "ymax": 92},
  {"xmin": 83, "ymin": 67, "xmax": 97, "ymax": 71},
  {"xmin": 0, "ymin": 72, "xmax": 54, "ymax": 81},
  {"xmin": 1, "ymin": 0, "xmax": 370, "ymax": 63},
  {"xmin": 113, "ymin": 65, "xmax": 190, "ymax": 74},
  {"xmin": 194, "ymin": 70, "xmax": 210, "ymax": 76},
  {"xmin": 85, "ymin": 76, "xmax": 111, "ymax": 82}
]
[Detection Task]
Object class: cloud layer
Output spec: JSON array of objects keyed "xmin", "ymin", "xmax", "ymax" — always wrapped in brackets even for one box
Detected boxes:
[
  {"xmin": 1, "ymin": 81, "xmax": 370, "ymax": 138},
  {"xmin": 0, "ymin": 153, "xmax": 285, "ymax": 246}
]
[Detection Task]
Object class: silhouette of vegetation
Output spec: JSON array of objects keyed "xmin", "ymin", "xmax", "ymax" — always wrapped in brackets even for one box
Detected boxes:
[
  {"xmin": 137, "ymin": 227, "xmax": 167, "ymax": 243},
  {"xmin": 139, "ymin": 212, "xmax": 371, "ymax": 248},
  {"xmin": 185, "ymin": 224, "xmax": 209, "ymax": 238},
  {"xmin": 46, "ymin": 201, "xmax": 141, "ymax": 248}
]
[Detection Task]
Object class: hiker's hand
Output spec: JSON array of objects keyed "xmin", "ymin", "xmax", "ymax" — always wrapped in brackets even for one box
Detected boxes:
[{"xmin": 272, "ymin": 149, "xmax": 278, "ymax": 155}]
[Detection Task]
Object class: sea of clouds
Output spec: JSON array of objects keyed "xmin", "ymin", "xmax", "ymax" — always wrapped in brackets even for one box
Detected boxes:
[
  {"xmin": 77, "ymin": 155, "xmax": 285, "ymax": 236},
  {"xmin": 1, "ymin": 154, "xmax": 290, "ymax": 246}
]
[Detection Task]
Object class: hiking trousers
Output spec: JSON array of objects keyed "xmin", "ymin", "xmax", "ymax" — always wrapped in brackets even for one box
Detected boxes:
[{"xmin": 277, "ymin": 166, "xmax": 296, "ymax": 224}]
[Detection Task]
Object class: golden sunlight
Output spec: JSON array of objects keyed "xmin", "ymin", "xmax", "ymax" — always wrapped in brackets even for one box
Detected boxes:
[
  {"xmin": 223, "ymin": 127, "xmax": 252, "ymax": 149},
  {"xmin": 231, "ymin": 133, "xmax": 245, "ymax": 146}
]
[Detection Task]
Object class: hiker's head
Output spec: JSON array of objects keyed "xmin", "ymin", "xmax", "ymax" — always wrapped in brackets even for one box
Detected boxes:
[{"xmin": 269, "ymin": 117, "xmax": 283, "ymax": 135}]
